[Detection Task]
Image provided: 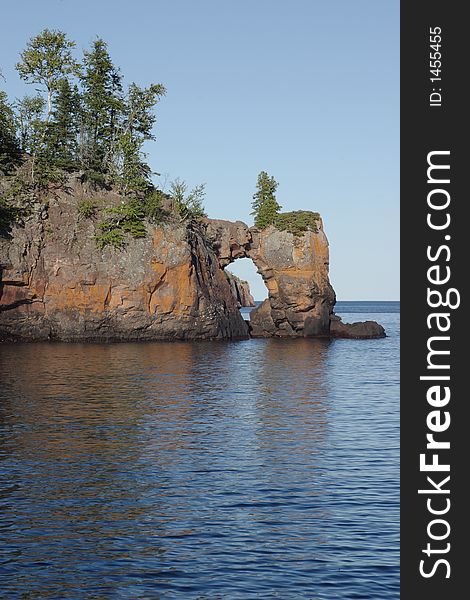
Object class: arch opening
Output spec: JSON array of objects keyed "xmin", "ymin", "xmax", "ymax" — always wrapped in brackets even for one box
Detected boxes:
[{"xmin": 224, "ymin": 257, "xmax": 268, "ymax": 321}]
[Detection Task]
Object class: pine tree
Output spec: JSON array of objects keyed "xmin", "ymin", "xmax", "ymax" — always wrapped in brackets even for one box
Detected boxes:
[
  {"xmin": 47, "ymin": 79, "xmax": 82, "ymax": 170},
  {"xmin": 251, "ymin": 171, "xmax": 282, "ymax": 229},
  {"xmin": 0, "ymin": 90, "xmax": 20, "ymax": 173},
  {"xmin": 13, "ymin": 94, "xmax": 49, "ymax": 182},
  {"xmin": 124, "ymin": 83, "xmax": 166, "ymax": 140},
  {"xmin": 118, "ymin": 132, "xmax": 151, "ymax": 194},
  {"xmin": 6, "ymin": 31, "xmax": 166, "ymax": 199},
  {"xmin": 14, "ymin": 95, "xmax": 45, "ymax": 153},
  {"xmin": 117, "ymin": 82, "xmax": 165, "ymax": 194},
  {"xmin": 169, "ymin": 179, "xmax": 206, "ymax": 222},
  {"xmin": 81, "ymin": 38, "xmax": 123, "ymax": 178}
]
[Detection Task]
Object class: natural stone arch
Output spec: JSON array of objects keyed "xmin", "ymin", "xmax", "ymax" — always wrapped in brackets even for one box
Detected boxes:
[
  {"xmin": 0, "ymin": 176, "xmax": 384, "ymax": 341},
  {"xmin": 202, "ymin": 218, "xmax": 336, "ymax": 337},
  {"xmin": 225, "ymin": 257, "xmax": 267, "ymax": 305}
]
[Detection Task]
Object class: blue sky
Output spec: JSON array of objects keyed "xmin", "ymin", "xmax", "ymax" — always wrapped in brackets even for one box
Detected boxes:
[{"xmin": 1, "ymin": 0, "xmax": 399, "ymax": 300}]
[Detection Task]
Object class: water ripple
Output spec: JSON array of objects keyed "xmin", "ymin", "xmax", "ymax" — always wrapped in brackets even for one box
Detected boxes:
[{"xmin": 0, "ymin": 305, "xmax": 399, "ymax": 599}]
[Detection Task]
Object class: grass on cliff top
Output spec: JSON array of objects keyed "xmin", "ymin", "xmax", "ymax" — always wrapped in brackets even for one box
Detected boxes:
[{"xmin": 274, "ymin": 210, "xmax": 320, "ymax": 236}]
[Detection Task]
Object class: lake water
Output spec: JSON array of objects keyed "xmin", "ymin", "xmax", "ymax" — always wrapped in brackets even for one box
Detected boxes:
[{"xmin": 0, "ymin": 301, "xmax": 399, "ymax": 599}]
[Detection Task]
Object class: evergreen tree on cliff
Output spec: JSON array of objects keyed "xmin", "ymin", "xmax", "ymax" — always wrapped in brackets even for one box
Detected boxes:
[
  {"xmin": 47, "ymin": 79, "xmax": 82, "ymax": 171},
  {"xmin": 0, "ymin": 90, "xmax": 20, "ymax": 173},
  {"xmin": 14, "ymin": 95, "xmax": 45, "ymax": 154},
  {"xmin": 118, "ymin": 82, "xmax": 166, "ymax": 194},
  {"xmin": 251, "ymin": 171, "xmax": 281, "ymax": 229},
  {"xmin": 15, "ymin": 30, "xmax": 80, "ymax": 183},
  {"xmin": 81, "ymin": 38, "xmax": 123, "ymax": 179}
]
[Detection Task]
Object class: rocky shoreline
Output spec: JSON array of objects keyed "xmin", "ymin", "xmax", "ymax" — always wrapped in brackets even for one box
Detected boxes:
[{"xmin": 0, "ymin": 179, "xmax": 384, "ymax": 342}]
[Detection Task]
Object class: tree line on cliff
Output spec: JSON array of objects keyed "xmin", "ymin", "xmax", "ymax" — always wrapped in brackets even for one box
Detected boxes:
[
  {"xmin": 1, "ymin": 29, "xmax": 320, "ymax": 244},
  {"xmin": 1, "ymin": 29, "xmax": 165, "ymax": 192},
  {"xmin": 0, "ymin": 29, "xmax": 207, "ymax": 243}
]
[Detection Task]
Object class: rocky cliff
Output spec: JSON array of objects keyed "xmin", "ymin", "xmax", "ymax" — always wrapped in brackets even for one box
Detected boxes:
[
  {"xmin": 0, "ymin": 181, "xmax": 384, "ymax": 341},
  {"xmin": 225, "ymin": 271, "xmax": 255, "ymax": 308},
  {"xmin": 0, "ymin": 185, "xmax": 248, "ymax": 341}
]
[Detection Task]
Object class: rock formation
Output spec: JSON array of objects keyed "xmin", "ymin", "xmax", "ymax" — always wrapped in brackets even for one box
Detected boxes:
[
  {"xmin": 329, "ymin": 314, "xmax": 385, "ymax": 339},
  {"xmin": 203, "ymin": 219, "xmax": 335, "ymax": 337},
  {"xmin": 225, "ymin": 271, "xmax": 255, "ymax": 308},
  {"xmin": 0, "ymin": 190, "xmax": 248, "ymax": 341},
  {"xmin": 0, "ymin": 182, "xmax": 384, "ymax": 341}
]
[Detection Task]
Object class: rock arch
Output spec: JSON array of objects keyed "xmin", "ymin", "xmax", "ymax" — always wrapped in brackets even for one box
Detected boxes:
[
  {"xmin": 1, "ymin": 179, "xmax": 385, "ymax": 341},
  {"xmin": 203, "ymin": 218, "xmax": 336, "ymax": 337}
]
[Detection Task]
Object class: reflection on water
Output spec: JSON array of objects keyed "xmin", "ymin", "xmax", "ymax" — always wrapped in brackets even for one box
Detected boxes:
[{"xmin": 0, "ymin": 306, "xmax": 399, "ymax": 599}]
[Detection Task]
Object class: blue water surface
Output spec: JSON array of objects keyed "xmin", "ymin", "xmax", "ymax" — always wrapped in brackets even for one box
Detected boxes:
[{"xmin": 0, "ymin": 302, "xmax": 399, "ymax": 599}]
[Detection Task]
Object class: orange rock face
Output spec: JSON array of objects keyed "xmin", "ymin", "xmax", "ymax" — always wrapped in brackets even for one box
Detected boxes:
[
  {"xmin": 0, "ymin": 192, "xmax": 248, "ymax": 341},
  {"xmin": 203, "ymin": 219, "xmax": 336, "ymax": 337},
  {"xmin": 4, "ymin": 182, "xmax": 382, "ymax": 341}
]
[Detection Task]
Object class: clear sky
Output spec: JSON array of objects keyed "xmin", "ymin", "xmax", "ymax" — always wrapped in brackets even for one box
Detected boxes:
[{"xmin": 1, "ymin": 0, "xmax": 399, "ymax": 300}]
